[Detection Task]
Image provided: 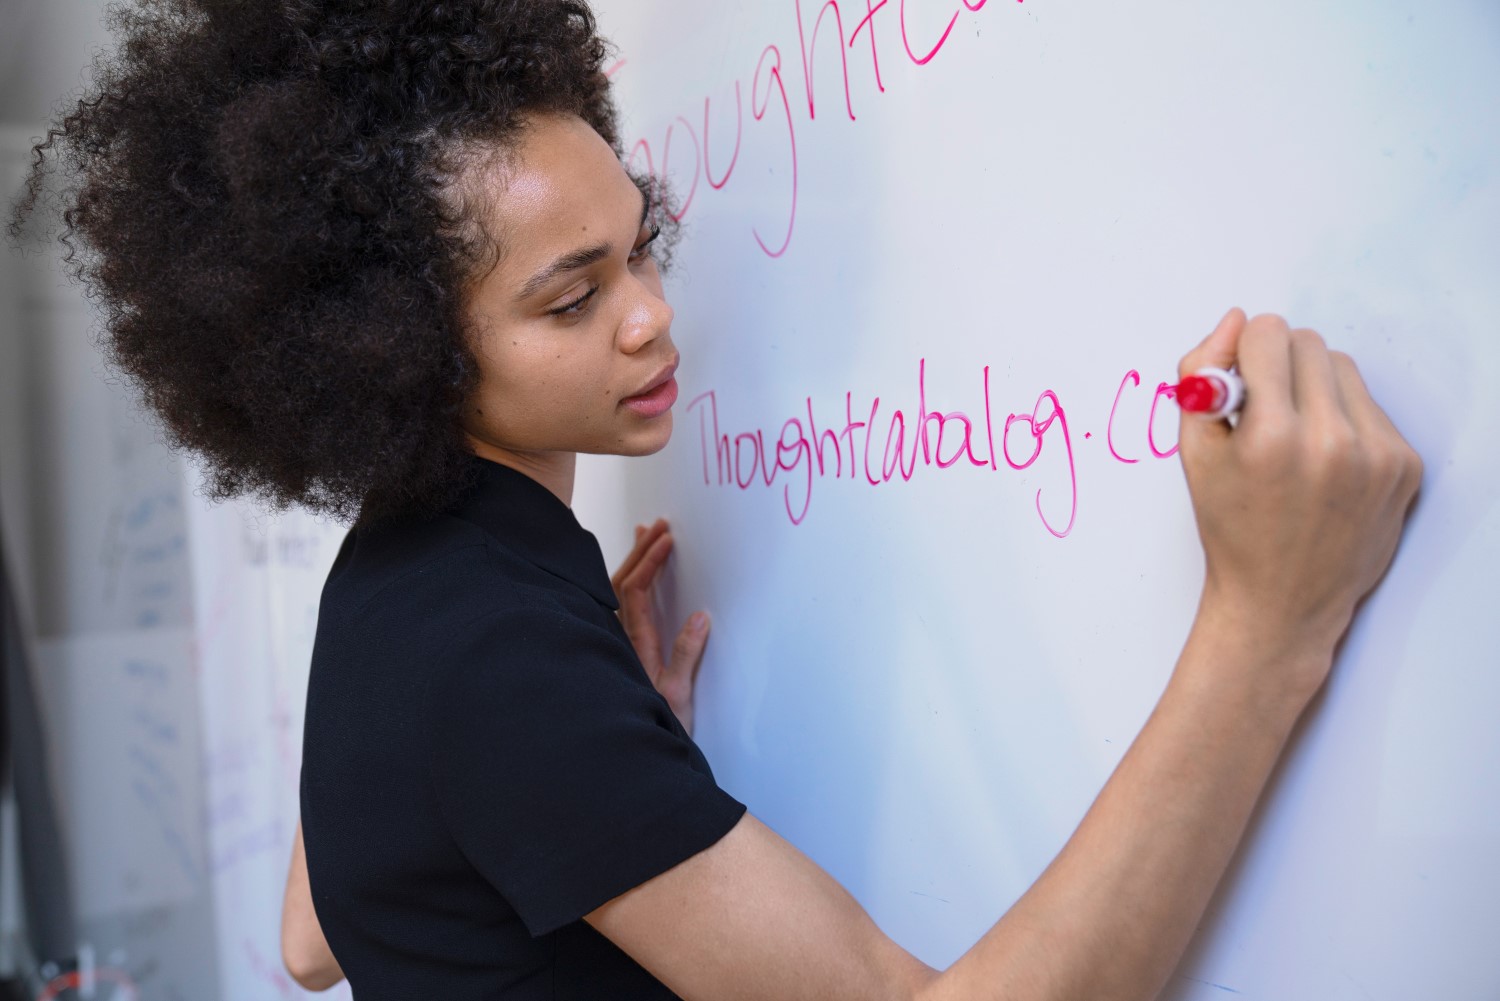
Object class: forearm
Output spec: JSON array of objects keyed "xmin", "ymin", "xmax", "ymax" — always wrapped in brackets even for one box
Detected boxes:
[
  {"xmin": 282, "ymin": 820, "xmax": 346, "ymax": 991},
  {"xmin": 927, "ymin": 613, "xmax": 1325, "ymax": 1001}
]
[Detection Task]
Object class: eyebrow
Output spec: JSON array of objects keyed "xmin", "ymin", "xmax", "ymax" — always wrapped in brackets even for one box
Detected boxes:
[{"xmin": 514, "ymin": 186, "xmax": 651, "ymax": 303}]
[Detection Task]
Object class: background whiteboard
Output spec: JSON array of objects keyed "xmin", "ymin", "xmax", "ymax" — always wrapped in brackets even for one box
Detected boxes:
[{"xmin": 582, "ymin": 2, "xmax": 1500, "ymax": 998}]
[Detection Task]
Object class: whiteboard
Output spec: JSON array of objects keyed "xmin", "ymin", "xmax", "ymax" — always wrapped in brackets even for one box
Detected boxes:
[{"xmin": 582, "ymin": 2, "xmax": 1500, "ymax": 998}]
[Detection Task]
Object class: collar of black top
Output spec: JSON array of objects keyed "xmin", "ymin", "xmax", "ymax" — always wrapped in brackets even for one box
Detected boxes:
[{"xmin": 449, "ymin": 454, "xmax": 621, "ymax": 611}]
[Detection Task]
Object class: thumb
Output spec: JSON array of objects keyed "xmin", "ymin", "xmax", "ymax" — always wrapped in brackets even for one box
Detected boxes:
[{"xmin": 1177, "ymin": 307, "xmax": 1247, "ymax": 448}]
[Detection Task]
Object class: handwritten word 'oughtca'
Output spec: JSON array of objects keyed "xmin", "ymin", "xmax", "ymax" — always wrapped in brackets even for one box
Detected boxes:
[
  {"xmin": 621, "ymin": 0, "xmax": 1027, "ymax": 258},
  {"xmin": 686, "ymin": 360, "xmax": 1183, "ymax": 537}
]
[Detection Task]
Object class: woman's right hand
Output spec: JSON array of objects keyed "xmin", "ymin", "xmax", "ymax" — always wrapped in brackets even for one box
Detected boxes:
[{"xmin": 1176, "ymin": 308, "xmax": 1423, "ymax": 708}]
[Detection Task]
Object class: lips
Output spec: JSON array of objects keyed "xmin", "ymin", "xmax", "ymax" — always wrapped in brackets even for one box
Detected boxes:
[{"xmin": 621, "ymin": 359, "xmax": 680, "ymax": 419}]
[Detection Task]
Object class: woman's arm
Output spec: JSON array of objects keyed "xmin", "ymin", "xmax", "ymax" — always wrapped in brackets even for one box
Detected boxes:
[
  {"xmin": 281, "ymin": 819, "xmax": 346, "ymax": 992},
  {"xmin": 583, "ymin": 311, "xmax": 1422, "ymax": 1001}
]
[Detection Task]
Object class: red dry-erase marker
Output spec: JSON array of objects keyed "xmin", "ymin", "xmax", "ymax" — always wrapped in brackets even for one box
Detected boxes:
[{"xmin": 1175, "ymin": 367, "xmax": 1245, "ymax": 419}]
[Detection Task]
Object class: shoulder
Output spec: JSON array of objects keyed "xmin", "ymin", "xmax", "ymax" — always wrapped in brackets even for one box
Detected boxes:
[
  {"xmin": 318, "ymin": 510, "xmax": 596, "ymax": 644},
  {"xmin": 321, "ymin": 511, "xmax": 491, "ymax": 610},
  {"xmin": 427, "ymin": 591, "xmax": 640, "ymax": 715}
]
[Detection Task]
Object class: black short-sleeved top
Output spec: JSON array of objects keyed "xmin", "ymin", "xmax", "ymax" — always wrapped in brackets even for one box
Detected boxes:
[{"xmin": 300, "ymin": 454, "xmax": 746, "ymax": 1000}]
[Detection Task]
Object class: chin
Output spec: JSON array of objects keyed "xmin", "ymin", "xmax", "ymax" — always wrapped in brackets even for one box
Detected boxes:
[{"xmin": 613, "ymin": 412, "xmax": 674, "ymax": 457}]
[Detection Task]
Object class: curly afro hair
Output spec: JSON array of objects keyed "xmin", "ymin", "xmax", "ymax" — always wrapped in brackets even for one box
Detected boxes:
[{"xmin": 11, "ymin": 0, "xmax": 670, "ymax": 525}]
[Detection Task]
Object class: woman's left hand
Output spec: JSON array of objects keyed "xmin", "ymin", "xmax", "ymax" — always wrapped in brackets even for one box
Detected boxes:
[{"xmin": 611, "ymin": 519, "xmax": 711, "ymax": 736}]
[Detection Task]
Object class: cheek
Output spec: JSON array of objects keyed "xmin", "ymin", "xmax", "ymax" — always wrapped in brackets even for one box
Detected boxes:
[
  {"xmin": 478, "ymin": 337, "xmax": 616, "ymax": 425},
  {"xmin": 469, "ymin": 342, "xmax": 525, "ymax": 412}
]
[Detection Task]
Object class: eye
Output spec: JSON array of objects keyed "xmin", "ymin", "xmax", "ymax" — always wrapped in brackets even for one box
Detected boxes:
[
  {"xmin": 629, "ymin": 224, "xmax": 662, "ymax": 263},
  {"xmin": 548, "ymin": 285, "xmax": 599, "ymax": 317}
]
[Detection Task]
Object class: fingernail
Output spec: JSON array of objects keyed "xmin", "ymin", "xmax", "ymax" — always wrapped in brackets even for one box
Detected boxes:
[{"xmin": 689, "ymin": 612, "xmax": 708, "ymax": 633}]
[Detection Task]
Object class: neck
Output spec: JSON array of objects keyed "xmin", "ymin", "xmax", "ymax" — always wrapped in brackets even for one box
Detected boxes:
[{"xmin": 465, "ymin": 437, "xmax": 577, "ymax": 507}]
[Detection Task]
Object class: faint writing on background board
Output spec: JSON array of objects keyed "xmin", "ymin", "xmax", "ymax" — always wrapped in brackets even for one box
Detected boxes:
[
  {"xmin": 124, "ymin": 656, "xmax": 202, "ymax": 887},
  {"xmin": 238, "ymin": 521, "xmax": 324, "ymax": 568},
  {"xmin": 101, "ymin": 488, "xmax": 188, "ymax": 628}
]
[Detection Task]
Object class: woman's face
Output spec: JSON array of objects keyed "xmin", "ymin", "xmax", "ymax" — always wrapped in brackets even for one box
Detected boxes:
[{"xmin": 458, "ymin": 114, "xmax": 677, "ymax": 464}]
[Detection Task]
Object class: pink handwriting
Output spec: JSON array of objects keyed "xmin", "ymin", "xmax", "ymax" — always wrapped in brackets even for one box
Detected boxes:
[
  {"xmin": 704, "ymin": 82, "xmax": 743, "ymax": 189},
  {"xmin": 620, "ymin": 0, "xmax": 1024, "ymax": 257},
  {"xmin": 751, "ymin": 45, "xmax": 799, "ymax": 257},
  {"xmin": 686, "ymin": 357, "xmax": 1133, "ymax": 535}
]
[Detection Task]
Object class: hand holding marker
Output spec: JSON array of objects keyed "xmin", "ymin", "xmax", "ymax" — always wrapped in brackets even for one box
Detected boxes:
[{"xmin": 1176, "ymin": 367, "xmax": 1246, "ymax": 419}]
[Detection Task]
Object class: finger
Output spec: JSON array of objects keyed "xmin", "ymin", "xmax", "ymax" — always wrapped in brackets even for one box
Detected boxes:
[
  {"xmin": 667, "ymin": 611, "xmax": 711, "ymax": 686},
  {"xmin": 1178, "ymin": 307, "xmax": 1247, "ymax": 447},
  {"xmin": 614, "ymin": 524, "xmax": 648, "ymax": 579},
  {"xmin": 611, "ymin": 519, "xmax": 669, "ymax": 593},
  {"xmin": 1234, "ymin": 313, "xmax": 1295, "ymax": 431},
  {"xmin": 618, "ymin": 532, "xmax": 674, "ymax": 604},
  {"xmin": 1331, "ymin": 352, "xmax": 1423, "ymax": 496},
  {"xmin": 612, "ymin": 524, "xmax": 649, "ymax": 591},
  {"xmin": 1288, "ymin": 327, "xmax": 1343, "ymax": 423},
  {"xmin": 618, "ymin": 545, "xmax": 670, "ymax": 669},
  {"xmin": 1178, "ymin": 307, "xmax": 1247, "ymax": 380},
  {"xmin": 616, "ymin": 530, "xmax": 672, "ymax": 667},
  {"xmin": 622, "ymin": 599, "xmax": 665, "ymax": 675},
  {"xmin": 1330, "ymin": 351, "xmax": 1396, "ymax": 438}
]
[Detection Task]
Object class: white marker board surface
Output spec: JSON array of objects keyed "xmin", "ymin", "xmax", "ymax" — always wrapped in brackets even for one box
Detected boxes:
[{"xmin": 584, "ymin": 2, "xmax": 1500, "ymax": 997}]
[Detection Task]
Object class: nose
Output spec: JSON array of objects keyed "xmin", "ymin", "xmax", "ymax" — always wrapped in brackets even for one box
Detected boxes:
[{"xmin": 617, "ymin": 277, "xmax": 674, "ymax": 354}]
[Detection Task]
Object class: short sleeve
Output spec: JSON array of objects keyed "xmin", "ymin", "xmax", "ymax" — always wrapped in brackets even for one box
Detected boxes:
[{"xmin": 425, "ymin": 603, "xmax": 746, "ymax": 937}]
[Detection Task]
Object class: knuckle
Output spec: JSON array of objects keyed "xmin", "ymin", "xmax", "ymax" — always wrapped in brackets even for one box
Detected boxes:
[
  {"xmin": 1388, "ymin": 442, "xmax": 1423, "ymax": 493},
  {"xmin": 1404, "ymin": 443, "xmax": 1425, "ymax": 481},
  {"xmin": 1247, "ymin": 312, "xmax": 1290, "ymax": 336},
  {"xmin": 1289, "ymin": 327, "xmax": 1327, "ymax": 353},
  {"xmin": 1308, "ymin": 439, "xmax": 1363, "ymax": 486},
  {"xmin": 1332, "ymin": 352, "xmax": 1371, "ymax": 397},
  {"xmin": 1365, "ymin": 443, "xmax": 1402, "ymax": 482},
  {"xmin": 1317, "ymin": 426, "xmax": 1359, "ymax": 464},
  {"xmin": 1330, "ymin": 351, "xmax": 1363, "ymax": 387}
]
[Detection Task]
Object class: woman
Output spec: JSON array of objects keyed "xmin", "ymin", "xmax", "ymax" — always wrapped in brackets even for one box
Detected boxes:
[{"xmin": 16, "ymin": 2, "xmax": 1420, "ymax": 999}]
